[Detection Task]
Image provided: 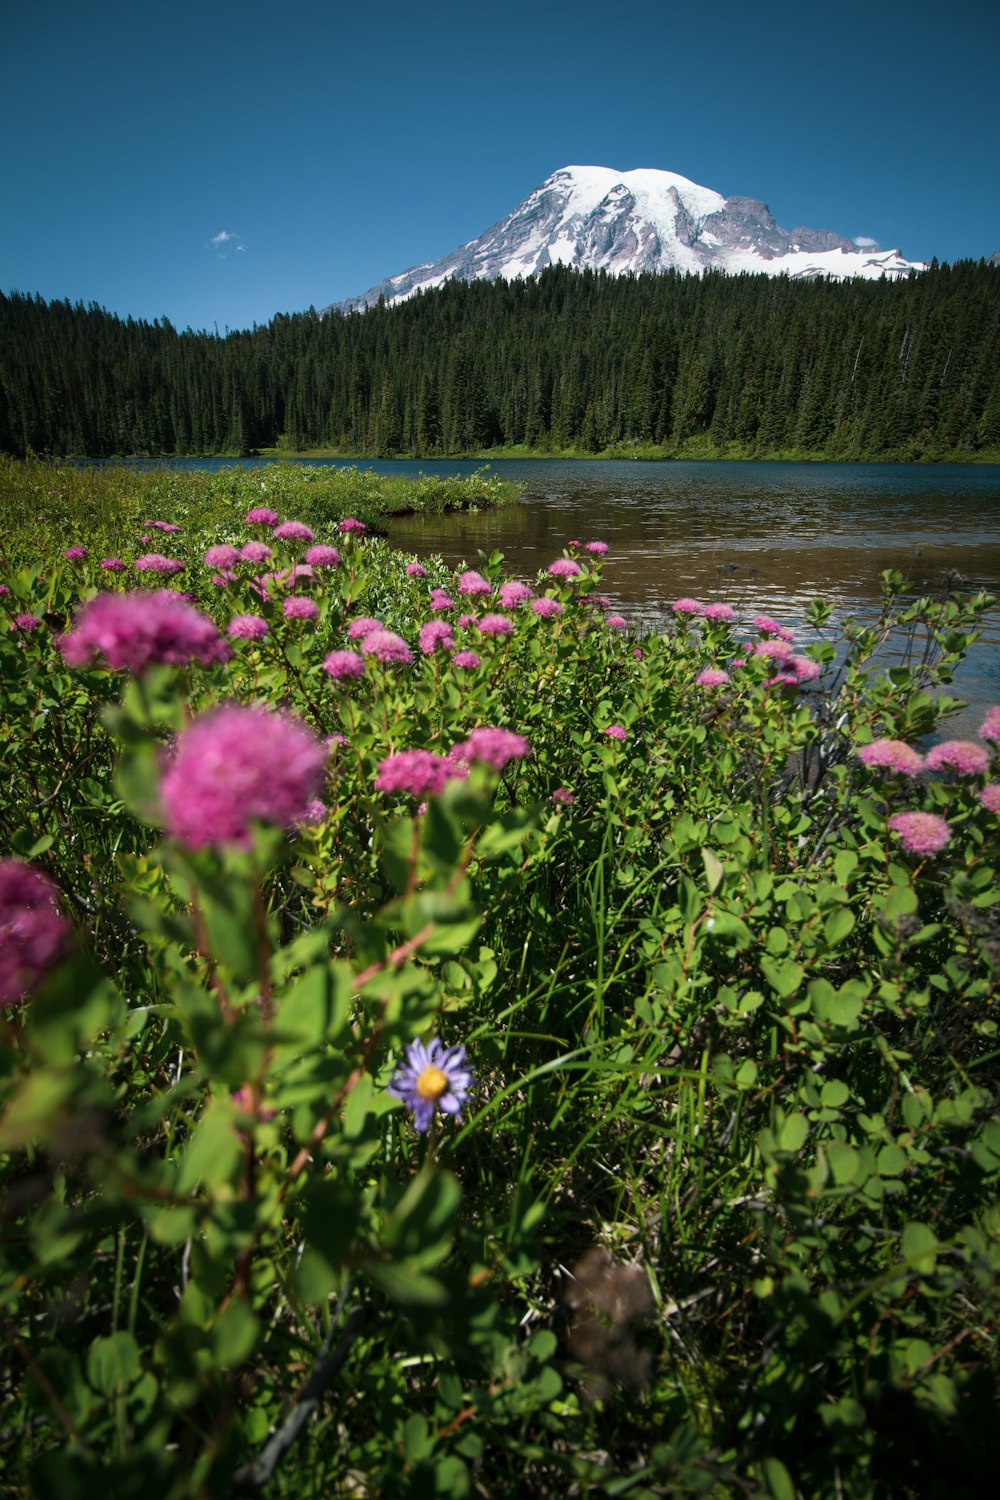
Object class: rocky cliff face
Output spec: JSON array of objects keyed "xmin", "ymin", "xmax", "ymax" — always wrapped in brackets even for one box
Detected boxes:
[{"xmin": 325, "ymin": 165, "xmax": 925, "ymax": 313}]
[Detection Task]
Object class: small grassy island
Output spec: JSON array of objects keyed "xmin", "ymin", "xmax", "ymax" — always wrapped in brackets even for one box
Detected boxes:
[{"xmin": 1, "ymin": 461, "xmax": 998, "ymax": 1496}]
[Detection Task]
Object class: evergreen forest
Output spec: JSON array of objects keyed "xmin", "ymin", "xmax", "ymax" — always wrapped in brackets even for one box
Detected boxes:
[{"xmin": 2, "ymin": 260, "xmax": 999, "ymax": 461}]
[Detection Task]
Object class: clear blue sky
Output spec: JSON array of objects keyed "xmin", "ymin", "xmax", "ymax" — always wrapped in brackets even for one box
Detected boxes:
[{"xmin": 3, "ymin": 0, "xmax": 997, "ymax": 333}]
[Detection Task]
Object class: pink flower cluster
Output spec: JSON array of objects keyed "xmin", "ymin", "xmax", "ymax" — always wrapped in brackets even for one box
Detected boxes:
[
  {"xmin": 498, "ymin": 581, "xmax": 533, "ymax": 609},
  {"xmin": 430, "ymin": 589, "xmax": 454, "ymax": 612},
  {"xmin": 925, "ymin": 740, "xmax": 991, "ymax": 776},
  {"xmin": 549, "ymin": 558, "xmax": 582, "ymax": 580},
  {"xmin": 245, "ymin": 506, "xmax": 279, "ymax": 525},
  {"xmin": 205, "ymin": 544, "xmax": 240, "ymax": 568},
  {"xmin": 460, "ymin": 726, "xmax": 530, "ymax": 770},
  {"xmin": 241, "ymin": 540, "xmax": 273, "ymax": 563},
  {"xmin": 531, "ymin": 597, "xmax": 563, "ymax": 619},
  {"xmin": 603, "ymin": 724, "xmax": 627, "ymax": 742},
  {"xmin": 284, "ymin": 597, "xmax": 319, "ymax": 620},
  {"xmin": 672, "ymin": 598, "xmax": 703, "ymax": 615},
  {"xmin": 362, "ymin": 628, "xmax": 413, "ymax": 665},
  {"xmin": 273, "ymin": 520, "xmax": 314, "ymax": 542},
  {"xmin": 0, "ymin": 859, "xmax": 70, "ymax": 1006},
  {"xmin": 857, "ymin": 739, "xmax": 925, "ymax": 776},
  {"xmin": 228, "ymin": 614, "xmax": 269, "ymax": 639},
  {"xmin": 697, "ymin": 668, "xmax": 730, "ymax": 687},
  {"xmin": 754, "ymin": 615, "xmax": 795, "ymax": 642},
  {"xmin": 60, "ymin": 591, "xmax": 233, "ymax": 673},
  {"xmin": 458, "ymin": 570, "xmax": 492, "ymax": 597},
  {"xmin": 322, "ymin": 649, "xmax": 365, "ymax": 679},
  {"xmin": 375, "ymin": 749, "xmax": 460, "ymax": 798},
  {"xmin": 702, "ymin": 603, "xmax": 736, "ymax": 622},
  {"xmin": 406, "ymin": 562, "xmax": 427, "ymax": 578},
  {"xmin": 346, "ymin": 615, "xmax": 383, "ymax": 640},
  {"xmin": 65, "ymin": 545, "xmax": 88, "ymax": 561},
  {"xmin": 979, "ymin": 707, "xmax": 1000, "ymax": 743},
  {"xmin": 305, "ymin": 545, "xmax": 341, "ymax": 567},
  {"xmin": 160, "ymin": 704, "xmax": 327, "ymax": 848},
  {"xmin": 419, "ymin": 620, "xmax": 455, "ymax": 654},
  {"xmin": 338, "ymin": 517, "xmax": 368, "ymax": 534},
  {"xmin": 888, "ymin": 811, "xmax": 951, "ymax": 857},
  {"xmin": 135, "ymin": 553, "xmax": 184, "ymax": 575},
  {"xmin": 478, "ymin": 613, "xmax": 514, "ymax": 637}
]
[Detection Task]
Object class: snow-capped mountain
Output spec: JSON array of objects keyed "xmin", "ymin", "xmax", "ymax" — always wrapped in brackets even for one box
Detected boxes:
[{"xmin": 325, "ymin": 165, "xmax": 925, "ymax": 313}]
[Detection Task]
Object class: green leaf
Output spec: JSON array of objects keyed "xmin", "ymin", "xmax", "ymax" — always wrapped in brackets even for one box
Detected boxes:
[
  {"xmin": 902, "ymin": 1221, "xmax": 938, "ymax": 1274},
  {"xmin": 87, "ymin": 1332, "xmax": 141, "ymax": 1397},
  {"xmin": 777, "ymin": 1113, "xmax": 809, "ymax": 1153},
  {"xmin": 701, "ymin": 847, "xmax": 725, "ymax": 895},
  {"xmin": 762, "ymin": 1456, "xmax": 796, "ymax": 1500},
  {"xmin": 824, "ymin": 907, "xmax": 855, "ymax": 946},
  {"xmin": 761, "ymin": 957, "xmax": 805, "ymax": 998},
  {"xmin": 826, "ymin": 1141, "xmax": 861, "ymax": 1186},
  {"xmin": 211, "ymin": 1302, "xmax": 260, "ymax": 1369},
  {"xmin": 175, "ymin": 1098, "xmax": 242, "ymax": 1196}
]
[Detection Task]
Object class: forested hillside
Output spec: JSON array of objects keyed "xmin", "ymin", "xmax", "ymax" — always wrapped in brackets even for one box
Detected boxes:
[{"xmin": 2, "ymin": 261, "xmax": 999, "ymax": 460}]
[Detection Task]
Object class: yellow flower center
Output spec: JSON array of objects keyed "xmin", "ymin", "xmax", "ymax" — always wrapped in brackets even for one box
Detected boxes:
[{"xmin": 415, "ymin": 1064, "xmax": 448, "ymax": 1101}]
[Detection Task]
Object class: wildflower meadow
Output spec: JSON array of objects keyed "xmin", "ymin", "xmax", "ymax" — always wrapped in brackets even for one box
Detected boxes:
[{"xmin": 1, "ymin": 461, "xmax": 999, "ymax": 1498}]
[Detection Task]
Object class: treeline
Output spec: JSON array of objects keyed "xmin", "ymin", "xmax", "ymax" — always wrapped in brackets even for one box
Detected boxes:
[{"xmin": 2, "ymin": 261, "xmax": 1000, "ymax": 460}]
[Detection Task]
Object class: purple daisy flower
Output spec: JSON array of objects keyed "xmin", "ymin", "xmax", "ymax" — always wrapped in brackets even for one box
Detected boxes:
[{"xmin": 388, "ymin": 1037, "xmax": 473, "ymax": 1133}]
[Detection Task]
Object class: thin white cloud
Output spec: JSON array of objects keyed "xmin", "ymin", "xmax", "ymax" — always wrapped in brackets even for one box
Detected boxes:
[{"xmin": 208, "ymin": 230, "xmax": 246, "ymax": 257}]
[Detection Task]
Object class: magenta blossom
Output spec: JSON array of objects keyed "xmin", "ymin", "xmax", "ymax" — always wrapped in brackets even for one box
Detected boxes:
[
  {"xmin": 551, "ymin": 786, "xmax": 575, "ymax": 805},
  {"xmin": 702, "ymin": 602, "xmax": 736, "ymax": 622},
  {"xmin": 346, "ymin": 615, "xmax": 383, "ymax": 640},
  {"xmin": 419, "ymin": 620, "xmax": 455, "ymax": 654},
  {"xmin": 925, "ymin": 740, "xmax": 991, "ymax": 776},
  {"xmin": 458, "ymin": 570, "xmax": 492, "ymax": 597},
  {"xmin": 135, "ymin": 553, "xmax": 184, "ymax": 575},
  {"xmin": 979, "ymin": 785, "xmax": 1000, "ymax": 814},
  {"xmin": 388, "ymin": 1037, "xmax": 472, "ymax": 1133},
  {"xmin": 283, "ymin": 597, "xmax": 319, "ymax": 620},
  {"xmin": 754, "ymin": 614, "xmax": 794, "ymax": 641},
  {"xmin": 338, "ymin": 517, "xmax": 368, "ymax": 534},
  {"xmin": 205, "ymin": 544, "xmax": 240, "ymax": 568},
  {"xmin": 457, "ymin": 614, "xmax": 477, "ymax": 629},
  {"xmin": 13, "ymin": 614, "xmax": 41, "ymax": 633},
  {"xmin": 363, "ymin": 629, "xmax": 413, "ymax": 665},
  {"xmin": 60, "ymin": 590, "xmax": 232, "ymax": 673},
  {"xmin": 498, "ymin": 580, "xmax": 534, "ymax": 609},
  {"xmin": 455, "ymin": 726, "xmax": 530, "ymax": 771},
  {"xmin": 245, "ymin": 506, "xmax": 279, "ymax": 526},
  {"xmin": 148, "ymin": 520, "xmax": 181, "ymax": 533},
  {"xmin": 452, "ymin": 650, "xmax": 481, "ymax": 668},
  {"xmin": 603, "ymin": 724, "xmax": 627, "ymax": 742},
  {"xmin": 429, "ymin": 589, "xmax": 454, "ymax": 612},
  {"xmin": 211, "ymin": 569, "xmax": 238, "ymax": 587},
  {"xmin": 322, "ymin": 649, "xmax": 365, "ymax": 679},
  {"xmin": 65, "ymin": 545, "xmax": 88, "ymax": 561},
  {"xmin": 606, "ymin": 615, "xmax": 628, "ymax": 629},
  {"xmin": 978, "ymin": 707, "xmax": 1000, "ymax": 743},
  {"xmin": 888, "ymin": 811, "xmax": 951, "ymax": 857},
  {"xmin": 406, "ymin": 561, "xmax": 427, "ymax": 578},
  {"xmin": 530, "ymin": 597, "xmax": 563, "ymax": 619},
  {"xmin": 585, "ymin": 541, "xmax": 609, "ymax": 555},
  {"xmin": 857, "ymin": 739, "xmax": 925, "ymax": 776},
  {"xmin": 789, "ymin": 656, "xmax": 821, "ymax": 682},
  {"xmin": 304, "ymin": 544, "xmax": 341, "ymax": 567},
  {"xmin": 160, "ymin": 704, "xmax": 327, "ymax": 849},
  {"xmin": 375, "ymin": 749, "xmax": 462, "ymax": 799},
  {"xmin": 548, "ymin": 558, "xmax": 582, "ymax": 580},
  {"xmin": 240, "ymin": 540, "xmax": 273, "ymax": 564},
  {"xmin": 273, "ymin": 520, "xmax": 314, "ymax": 542},
  {"xmin": 100, "ymin": 558, "xmax": 126, "ymax": 571},
  {"xmin": 697, "ymin": 668, "xmax": 730, "ymax": 687},
  {"xmin": 0, "ymin": 860, "xmax": 70, "ymax": 1006},
  {"xmin": 478, "ymin": 613, "xmax": 514, "ymax": 636},
  {"xmin": 672, "ymin": 598, "xmax": 704, "ymax": 615},
  {"xmin": 754, "ymin": 638, "xmax": 795, "ymax": 660},
  {"xmin": 228, "ymin": 614, "xmax": 269, "ymax": 639}
]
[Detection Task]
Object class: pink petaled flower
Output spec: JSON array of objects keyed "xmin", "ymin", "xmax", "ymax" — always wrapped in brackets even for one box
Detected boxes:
[
  {"xmin": 346, "ymin": 615, "xmax": 383, "ymax": 640},
  {"xmin": 585, "ymin": 541, "xmax": 609, "ymax": 555},
  {"xmin": 456, "ymin": 726, "xmax": 530, "ymax": 770},
  {"xmin": 0, "ymin": 584, "xmax": 9, "ymax": 595},
  {"xmin": 429, "ymin": 589, "xmax": 454, "ymax": 612},
  {"xmin": 925, "ymin": 740, "xmax": 991, "ymax": 776},
  {"xmin": 13, "ymin": 613, "xmax": 41, "ymax": 633},
  {"xmin": 283, "ymin": 597, "xmax": 319, "ymax": 620},
  {"xmin": 789, "ymin": 656, "xmax": 821, "ymax": 683},
  {"xmin": 273, "ymin": 520, "xmax": 314, "ymax": 542},
  {"xmin": 211, "ymin": 569, "xmax": 238, "ymax": 587},
  {"xmin": 406, "ymin": 561, "xmax": 427, "ymax": 577},
  {"xmin": 135, "ymin": 553, "xmax": 184, "ymax": 575},
  {"xmin": 530, "ymin": 596, "xmax": 563, "ymax": 618},
  {"xmin": 452, "ymin": 650, "xmax": 481, "ymax": 668},
  {"xmin": 458, "ymin": 570, "xmax": 492, "ymax": 597},
  {"xmin": 498, "ymin": 580, "xmax": 534, "ymax": 609},
  {"xmin": 633, "ymin": 646, "xmax": 644, "ymax": 660},
  {"xmin": 149, "ymin": 521, "xmax": 181, "ymax": 533},
  {"xmin": 375, "ymin": 749, "xmax": 462, "ymax": 798},
  {"xmin": 245, "ymin": 506, "xmax": 279, "ymax": 526},
  {"xmin": 139, "ymin": 534, "xmax": 151, "ymax": 543},
  {"xmin": 672, "ymin": 598, "xmax": 704, "ymax": 615},
  {"xmin": 297, "ymin": 799, "xmax": 327, "ymax": 827},
  {"xmin": 551, "ymin": 786, "xmax": 575, "ymax": 805},
  {"xmin": 60, "ymin": 590, "xmax": 233, "ymax": 673},
  {"xmin": 160, "ymin": 704, "xmax": 328, "ymax": 849},
  {"xmin": 205, "ymin": 543, "xmax": 240, "ymax": 568},
  {"xmin": 478, "ymin": 613, "xmax": 514, "ymax": 636},
  {"xmin": 888, "ymin": 811, "xmax": 951, "ymax": 857},
  {"xmin": 0, "ymin": 859, "xmax": 71, "ymax": 1006},
  {"xmin": 240, "ymin": 540, "xmax": 273, "ymax": 563},
  {"xmin": 978, "ymin": 707, "xmax": 1000, "ymax": 744},
  {"xmin": 327, "ymin": 732, "xmax": 349, "ymax": 748},
  {"xmin": 100, "ymin": 558, "xmax": 126, "ymax": 572},
  {"xmin": 304, "ymin": 544, "xmax": 341, "ymax": 567},
  {"xmin": 338, "ymin": 517, "xmax": 368, "ymax": 534},
  {"xmin": 603, "ymin": 724, "xmax": 627, "ymax": 742},
  {"xmin": 697, "ymin": 668, "xmax": 730, "ymax": 687},
  {"xmin": 548, "ymin": 558, "xmax": 582, "ymax": 579},
  {"xmin": 228, "ymin": 614, "xmax": 269, "ymax": 639},
  {"xmin": 419, "ymin": 620, "xmax": 455, "ymax": 654},
  {"xmin": 606, "ymin": 615, "xmax": 628, "ymax": 629},
  {"xmin": 702, "ymin": 602, "xmax": 736, "ymax": 622},
  {"xmin": 753, "ymin": 614, "xmax": 794, "ymax": 641},
  {"xmin": 64, "ymin": 545, "xmax": 88, "ymax": 561},
  {"xmin": 457, "ymin": 614, "xmax": 477, "ymax": 628},
  {"xmin": 362, "ymin": 628, "xmax": 413, "ymax": 665},
  {"xmin": 322, "ymin": 649, "xmax": 365, "ymax": 679},
  {"xmin": 754, "ymin": 638, "xmax": 795, "ymax": 660},
  {"xmin": 568, "ymin": 540, "xmax": 582, "ymax": 549},
  {"xmin": 858, "ymin": 739, "xmax": 925, "ymax": 776},
  {"xmin": 979, "ymin": 784, "xmax": 1000, "ymax": 814}
]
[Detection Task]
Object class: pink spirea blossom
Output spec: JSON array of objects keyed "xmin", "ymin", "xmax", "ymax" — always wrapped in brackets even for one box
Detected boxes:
[
  {"xmin": 857, "ymin": 739, "xmax": 925, "ymax": 776},
  {"xmin": 979, "ymin": 784, "xmax": 1000, "ymax": 814},
  {"xmin": 548, "ymin": 558, "xmax": 582, "ymax": 579},
  {"xmin": 925, "ymin": 740, "xmax": 991, "ymax": 776},
  {"xmin": 458, "ymin": 726, "xmax": 530, "ymax": 770},
  {"xmin": 606, "ymin": 615, "xmax": 628, "ymax": 629},
  {"xmin": 888, "ymin": 811, "xmax": 951, "ymax": 857},
  {"xmin": 149, "ymin": 521, "xmax": 181, "ymax": 533},
  {"xmin": 697, "ymin": 668, "xmax": 731, "ymax": 687},
  {"xmin": 603, "ymin": 724, "xmax": 627, "ymax": 741},
  {"xmin": 429, "ymin": 589, "xmax": 454, "ymax": 612},
  {"xmin": 754, "ymin": 614, "xmax": 794, "ymax": 641},
  {"xmin": 273, "ymin": 520, "xmax": 314, "ymax": 542},
  {"xmin": 100, "ymin": 558, "xmax": 126, "ymax": 572},
  {"xmin": 702, "ymin": 602, "xmax": 736, "ymax": 622},
  {"xmin": 452, "ymin": 650, "xmax": 481, "ymax": 668},
  {"xmin": 212, "ymin": 569, "xmax": 237, "ymax": 587},
  {"xmin": 13, "ymin": 614, "xmax": 41, "ymax": 633},
  {"xmin": 0, "ymin": 585, "xmax": 9, "ymax": 596},
  {"xmin": 585, "ymin": 541, "xmax": 609, "ymax": 555},
  {"xmin": 240, "ymin": 540, "xmax": 273, "ymax": 563},
  {"xmin": 228, "ymin": 614, "xmax": 269, "ymax": 639},
  {"xmin": 458, "ymin": 570, "xmax": 492, "ymax": 597},
  {"xmin": 633, "ymin": 647, "xmax": 644, "ymax": 660},
  {"xmin": 457, "ymin": 614, "xmax": 477, "ymax": 628},
  {"xmin": 205, "ymin": 544, "xmax": 240, "ymax": 568},
  {"xmin": 978, "ymin": 707, "xmax": 1000, "ymax": 743},
  {"xmin": 419, "ymin": 620, "xmax": 455, "ymax": 654},
  {"xmin": 478, "ymin": 613, "xmax": 514, "ymax": 636},
  {"xmin": 375, "ymin": 749, "xmax": 461, "ymax": 798},
  {"xmin": 304, "ymin": 544, "xmax": 341, "ymax": 567},
  {"xmin": 344, "ymin": 615, "xmax": 381, "ymax": 640},
  {"xmin": 363, "ymin": 628, "xmax": 413, "ymax": 665},
  {"xmin": 298, "ymin": 799, "xmax": 327, "ymax": 826},
  {"xmin": 789, "ymin": 656, "xmax": 821, "ymax": 683},
  {"xmin": 568, "ymin": 540, "xmax": 581, "ymax": 549},
  {"xmin": 672, "ymin": 598, "xmax": 704, "ymax": 615},
  {"xmin": 135, "ymin": 554, "xmax": 184, "ymax": 575},
  {"xmin": 60, "ymin": 590, "xmax": 233, "ymax": 673},
  {"xmin": 406, "ymin": 561, "xmax": 427, "ymax": 577},
  {"xmin": 283, "ymin": 597, "xmax": 319, "ymax": 620},
  {"xmin": 338, "ymin": 517, "xmax": 368, "ymax": 534},
  {"xmin": 245, "ymin": 506, "xmax": 279, "ymax": 526},
  {"xmin": 551, "ymin": 786, "xmax": 575, "ymax": 805},
  {"xmin": 0, "ymin": 859, "xmax": 70, "ymax": 1006},
  {"xmin": 160, "ymin": 705, "xmax": 327, "ymax": 849},
  {"xmin": 530, "ymin": 597, "xmax": 563, "ymax": 618},
  {"xmin": 498, "ymin": 580, "xmax": 534, "ymax": 609},
  {"xmin": 65, "ymin": 545, "xmax": 88, "ymax": 561},
  {"xmin": 322, "ymin": 650, "xmax": 365, "ymax": 679},
  {"xmin": 755, "ymin": 638, "xmax": 795, "ymax": 660}
]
